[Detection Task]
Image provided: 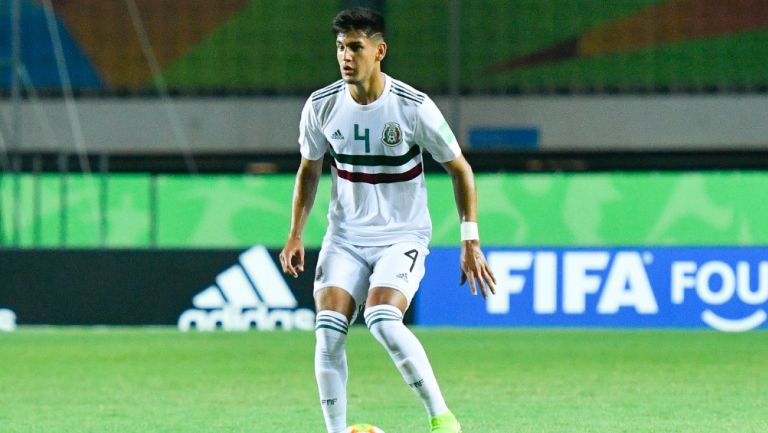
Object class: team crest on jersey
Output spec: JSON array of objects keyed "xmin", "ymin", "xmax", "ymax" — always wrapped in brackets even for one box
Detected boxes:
[{"xmin": 381, "ymin": 122, "xmax": 403, "ymax": 147}]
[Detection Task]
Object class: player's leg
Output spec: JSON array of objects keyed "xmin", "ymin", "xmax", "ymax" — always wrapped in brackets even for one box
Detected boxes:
[
  {"xmin": 314, "ymin": 287, "xmax": 354, "ymax": 433},
  {"xmin": 364, "ymin": 243, "xmax": 461, "ymax": 432},
  {"xmin": 314, "ymin": 242, "xmax": 370, "ymax": 433}
]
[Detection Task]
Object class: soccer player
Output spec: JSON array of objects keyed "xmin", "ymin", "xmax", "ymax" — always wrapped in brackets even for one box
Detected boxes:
[{"xmin": 279, "ymin": 7, "xmax": 496, "ymax": 433}]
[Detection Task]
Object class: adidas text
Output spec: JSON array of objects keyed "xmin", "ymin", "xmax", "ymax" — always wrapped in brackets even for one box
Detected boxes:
[{"xmin": 179, "ymin": 305, "xmax": 314, "ymax": 332}]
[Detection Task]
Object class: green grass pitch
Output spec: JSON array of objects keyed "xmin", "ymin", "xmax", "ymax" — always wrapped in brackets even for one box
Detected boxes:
[{"xmin": 1, "ymin": 327, "xmax": 766, "ymax": 432}]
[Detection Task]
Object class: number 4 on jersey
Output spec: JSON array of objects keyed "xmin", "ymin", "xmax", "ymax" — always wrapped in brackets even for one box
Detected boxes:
[{"xmin": 354, "ymin": 124, "xmax": 370, "ymax": 153}]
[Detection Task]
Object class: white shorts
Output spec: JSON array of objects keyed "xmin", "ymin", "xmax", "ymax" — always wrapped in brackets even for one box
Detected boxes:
[{"xmin": 313, "ymin": 238, "xmax": 429, "ymax": 310}]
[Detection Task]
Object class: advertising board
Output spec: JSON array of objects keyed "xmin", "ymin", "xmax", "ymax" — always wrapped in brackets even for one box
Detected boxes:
[
  {"xmin": 415, "ymin": 247, "xmax": 768, "ymax": 332},
  {"xmin": 0, "ymin": 247, "xmax": 319, "ymax": 330}
]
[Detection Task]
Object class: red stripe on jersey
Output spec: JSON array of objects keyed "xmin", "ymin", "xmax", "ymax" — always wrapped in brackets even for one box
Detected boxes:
[{"xmin": 331, "ymin": 160, "xmax": 423, "ymax": 184}]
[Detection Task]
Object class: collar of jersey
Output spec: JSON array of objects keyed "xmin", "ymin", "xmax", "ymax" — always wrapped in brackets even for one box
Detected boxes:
[{"xmin": 345, "ymin": 74, "xmax": 392, "ymax": 111}]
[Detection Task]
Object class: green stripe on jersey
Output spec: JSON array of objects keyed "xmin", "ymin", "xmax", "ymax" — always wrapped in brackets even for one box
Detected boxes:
[{"xmin": 330, "ymin": 145, "xmax": 420, "ymax": 166}]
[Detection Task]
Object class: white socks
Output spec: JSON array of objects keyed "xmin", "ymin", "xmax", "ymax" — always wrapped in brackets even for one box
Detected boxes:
[
  {"xmin": 315, "ymin": 305, "xmax": 450, "ymax": 433},
  {"xmin": 315, "ymin": 310, "xmax": 349, "ymax": 433},
  {"xmin": 364, "ymin": 304, "xmax": 449, "ymax": 417}
]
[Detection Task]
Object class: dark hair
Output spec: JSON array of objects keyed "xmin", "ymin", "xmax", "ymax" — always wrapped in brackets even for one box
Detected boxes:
[{"xmin": 331, "ymin": 7, "xmax": 385, "ymax": 39}]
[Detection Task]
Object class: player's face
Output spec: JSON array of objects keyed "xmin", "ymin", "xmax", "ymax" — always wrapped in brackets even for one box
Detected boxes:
[{"xmin": 336, "ymin": 30, "xmax": 386, "ymax": 84}]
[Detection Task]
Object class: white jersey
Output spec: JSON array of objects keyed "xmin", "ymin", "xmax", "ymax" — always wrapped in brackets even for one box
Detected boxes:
[{"xmin": 299, "ymin": 74, "xmax": 461, "ymax": 246}]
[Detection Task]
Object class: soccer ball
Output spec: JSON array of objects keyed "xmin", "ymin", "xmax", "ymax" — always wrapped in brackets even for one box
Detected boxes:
[{"xmin": 344, "ymin": 424, "xmax": 385, "ymax": 433}]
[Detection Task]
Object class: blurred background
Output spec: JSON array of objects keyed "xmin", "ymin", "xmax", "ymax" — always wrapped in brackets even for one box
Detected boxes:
[{"xmin": 0, "ymin": 0, "xmax": 766, "ymax": 330}]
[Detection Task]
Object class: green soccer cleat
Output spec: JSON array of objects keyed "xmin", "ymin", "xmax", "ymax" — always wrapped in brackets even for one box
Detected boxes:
[{"xmin": 430, "ymin": 411, "xmax": 462, "ymax": 433}]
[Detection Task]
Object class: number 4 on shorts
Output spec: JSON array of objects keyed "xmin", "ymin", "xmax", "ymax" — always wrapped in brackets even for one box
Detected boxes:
[{"xmin": 404, "ymin": 249, "xmax": 418, "ymax": 272}]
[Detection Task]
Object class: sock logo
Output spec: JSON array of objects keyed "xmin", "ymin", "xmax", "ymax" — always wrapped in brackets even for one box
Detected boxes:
[
  {"xmin": 178, "ymin": 246, "xmax": 315, "ymax": 332},
  {"xmin": 321, "ymin": 398, "xmax": 338, "ymax": 406},
  {"xmin": 409, "ymin": 379, "xmax": 424, "ymax": 389},
  {"xmin": 0, "ymin": 308, "xmax": 16, "ymax": 332}
]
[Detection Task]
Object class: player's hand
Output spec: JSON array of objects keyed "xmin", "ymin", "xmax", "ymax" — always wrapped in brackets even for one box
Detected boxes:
[
  {"xmin": 460, "ymin": 240, "xmax": 497, "ymax": 299},
  {"xmin": 279, "ymin": 237, "xmax": 305, "ymax": 279}
]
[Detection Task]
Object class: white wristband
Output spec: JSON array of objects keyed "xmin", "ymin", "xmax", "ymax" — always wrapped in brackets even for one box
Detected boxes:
[{"xmin": 460, "ymin": 221, "xmax": 479, "ymax": 241}]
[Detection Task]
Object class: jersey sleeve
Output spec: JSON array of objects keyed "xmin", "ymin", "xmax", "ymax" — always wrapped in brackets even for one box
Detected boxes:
[
  {"xmin": 414, "ymin": 96, "xmax": 462, "ymax": 163},
  {"xmin": 298, "ymin": 98, "xmax": 328, "ymax": 160}
]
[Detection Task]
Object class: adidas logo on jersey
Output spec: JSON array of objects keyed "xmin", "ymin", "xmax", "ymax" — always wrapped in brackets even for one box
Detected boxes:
[
  {"xmin": 331, "ymin": 129, "xmax": 345, "ymax": 140},
  {"xmin": 0, "ymin": 308, "xmax": 17, "ymax": 332},
  {"xmin": 396, "ymin": 272, "xmax": 409, "ymax": 282},
  {"xmin": 177, "ymin": 245, "xmax": 315, "ymax": 332}
]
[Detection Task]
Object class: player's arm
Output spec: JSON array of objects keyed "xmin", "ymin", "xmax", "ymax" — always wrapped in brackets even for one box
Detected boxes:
[
  {"xmin": 440, "ymin": 155, "xmax": 497, "ymax": 298},
  {"xmin": 279, "ymin": 156, "xmax": 323, "ymax": 278}
]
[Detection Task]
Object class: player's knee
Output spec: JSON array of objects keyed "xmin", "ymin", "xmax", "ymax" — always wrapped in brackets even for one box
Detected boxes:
[
  {"xmin": 315, "ymin": 287, "xmax": 357, "ymax": 321},
  {"xmin": 366, "ymin": 287, "xmax": 408, "ymax": 312}
]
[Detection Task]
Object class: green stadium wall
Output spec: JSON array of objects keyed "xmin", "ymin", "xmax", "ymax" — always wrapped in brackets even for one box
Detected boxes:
[{"xmin": 1, "ymin": 171, "xmax": 766, "ymax": 249}]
